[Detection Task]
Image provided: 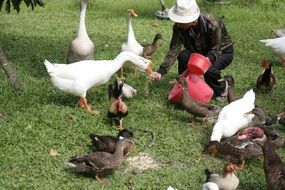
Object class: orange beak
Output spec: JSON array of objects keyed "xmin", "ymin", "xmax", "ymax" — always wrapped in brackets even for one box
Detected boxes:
[
  {"xmin": 130, "ymin": 9, "xmax": 137, "ymax": 17},
  {"xmin": 145, "ymin": 61, "xmax": 153, "ymax": 75}
]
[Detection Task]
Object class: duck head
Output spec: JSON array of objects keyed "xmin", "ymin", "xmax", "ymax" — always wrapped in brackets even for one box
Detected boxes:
[
  {"xmin": 204, "ymin": 141, "xmax": 220, "ymax": 157},
  {"xmin": 244, "ymin": 107, "xmax": 266, "ymax": 122},
  {"xmin": 116, "ymin": 128, "xmax": 134, "ymax": 140},
  {"xmin": 224, "ymin": 163, "xmax": 238, "ymax": 174},
  {"xmin": 261, "ymin": 59, "xmax": 272, "ymax": 69}
]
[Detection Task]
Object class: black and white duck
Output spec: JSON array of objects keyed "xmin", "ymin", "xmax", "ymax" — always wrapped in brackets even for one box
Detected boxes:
[{"xmin": 89, "ymin": 128, "xmax": 133, "ymax": 154}]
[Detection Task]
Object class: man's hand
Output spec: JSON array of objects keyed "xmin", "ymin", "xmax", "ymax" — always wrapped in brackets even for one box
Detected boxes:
[{"xmin": 150, "ymin": 72, "xmax": 162, "ymax": 81}]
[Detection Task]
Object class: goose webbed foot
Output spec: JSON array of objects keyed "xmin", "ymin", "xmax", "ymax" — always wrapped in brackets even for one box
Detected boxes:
[{"xmin": 78, "ymin": 97, "xmax": 100, "ymax": 115}]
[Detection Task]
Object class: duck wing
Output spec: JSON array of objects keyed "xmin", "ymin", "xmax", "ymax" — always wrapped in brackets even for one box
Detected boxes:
[
  {"xmin": 68, "ymin": 152, "xmax": 113, "ymax": 175},
  {"xmin": 89, "ymin": 134, "xmax": 117, "ymax": 153}
]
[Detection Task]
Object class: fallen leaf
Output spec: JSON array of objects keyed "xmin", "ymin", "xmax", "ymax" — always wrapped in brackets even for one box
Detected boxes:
[
  {"xmin": 25, "ymin": 124, "xmax": 32, "ymax": 129},
  {"xmin": 49, "ymin": 148, "xmax": 59, "ymax": 156}
]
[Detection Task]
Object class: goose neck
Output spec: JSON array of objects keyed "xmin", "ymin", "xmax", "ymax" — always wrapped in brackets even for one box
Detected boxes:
[
  {"xmin": 126, "ymin": 16, "xmax": 136, "ymax": 43},
  {"xmin": 78, "ymin": 0, "xmax": 88, "ymax": 38}
]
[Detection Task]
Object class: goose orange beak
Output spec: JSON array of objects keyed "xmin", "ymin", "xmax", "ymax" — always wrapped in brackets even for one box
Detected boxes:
[
  {"xmin": 145, "ymin": 61, "xmax": 153, "ymax": 75},
  {"xmin": 130, "ymin": 9, "xmax": 137, "ymax": 17}
]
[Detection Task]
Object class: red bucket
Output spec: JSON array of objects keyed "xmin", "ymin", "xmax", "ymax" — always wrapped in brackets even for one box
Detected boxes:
[
  {"xmin": 187, "ymin": 53, "xmax": 211, "ymax": 75},
  {"xmin": 168, "ymin": 70, "xmax": 214, "ymax": 103}
]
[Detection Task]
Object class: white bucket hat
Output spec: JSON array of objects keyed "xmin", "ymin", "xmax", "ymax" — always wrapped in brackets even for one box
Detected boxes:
[{"xmin": 168, "ymin": 0, "xmax": 200, "ymax": 23}]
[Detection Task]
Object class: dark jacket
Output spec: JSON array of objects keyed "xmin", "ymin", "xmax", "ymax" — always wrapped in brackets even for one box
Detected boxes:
[{"xmin": 158, "ymin": 13, "xmax": 234, "ymax": 75}]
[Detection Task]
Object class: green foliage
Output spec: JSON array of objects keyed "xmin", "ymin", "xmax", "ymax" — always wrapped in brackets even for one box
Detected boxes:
[
  {"xmin": 0, "ymin": 0, "xmax": 285, "ymax": 189},
  {"xmin": 0, "ymin": 0, "xmax": 44, "ymax": 13}
]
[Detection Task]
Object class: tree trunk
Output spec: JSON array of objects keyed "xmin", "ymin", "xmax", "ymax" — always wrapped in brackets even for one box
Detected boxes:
[{"xmin": 0, "ymin": 47, "xmax": 22, "ymax": 91}]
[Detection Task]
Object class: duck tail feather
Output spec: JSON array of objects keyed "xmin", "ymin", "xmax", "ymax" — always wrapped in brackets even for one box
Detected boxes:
[{"xmin": 44, "ymin": 59, "xmax": 53, "ymax": 73}]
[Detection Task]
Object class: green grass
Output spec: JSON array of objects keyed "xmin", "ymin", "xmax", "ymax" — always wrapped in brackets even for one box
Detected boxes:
[{"xmin": 0, "ymin": 0, "xmax": 285, "ymax": 189}]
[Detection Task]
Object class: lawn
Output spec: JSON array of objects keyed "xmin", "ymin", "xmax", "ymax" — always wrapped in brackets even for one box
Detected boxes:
[{"xmin": 0, "ymin": 0, "xmax": 285, "ymax": 189}]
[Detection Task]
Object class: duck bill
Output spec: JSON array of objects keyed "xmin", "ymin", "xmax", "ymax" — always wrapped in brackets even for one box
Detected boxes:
[
  {"xmin": 130, "ymin": 9, "xmax": 137, "ymax": 17},
  {"xmin": 244, "ymin": 110, "xmax": 253, "ymax": 115}
]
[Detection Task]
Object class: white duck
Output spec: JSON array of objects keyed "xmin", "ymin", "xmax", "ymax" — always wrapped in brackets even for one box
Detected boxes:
[
  {"xmin": 210, "ymin": 89, "xmax": 255, "ymax": 142},
  {"xmin": 44, "ymin": 51, "xmax": 152, "ymax": 113},
  {"xmin": 67, "ymin": 0, "xmax": 94, "ymax": 63},
  {"xmin": 117, "ymin": 80, "xmax": 137, "ymax": 99},
  {"xmin": 260, "ymin": 36, "xmax": 285, "ymax": 66},
  {"xmin": 119, "ymin": 9, "xmax": 144, "ymax": 79},
  {"xmin": 202, "ymin": 182, "xmax": 219, "ymax": 190}
]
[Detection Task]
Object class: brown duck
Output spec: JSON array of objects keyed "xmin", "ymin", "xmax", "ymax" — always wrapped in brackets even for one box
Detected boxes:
[
  {"xmin": 261, "ymin": 133, "xmax": 285, "ymax": 190},
  {"xmin": 89, "ymin": 128, "xmax": 133, "ymax": 154},
  {"xmin": 176, "ymin": 75, "xmax": 219, "ymax": 120},
  {"xmin": 141, "ymin": 33, "xmax": 163, "ymax": 58},
  {"xmin": 256, "ymin": 59, "xmax": 276, "ymax": 92},
  {"xmin": 67, "ymin": 139, "xmax": 132, "ymax": 181},
  {"xmin": 204, "ymin": 124, "xmax": 279, "ymax": 166}
]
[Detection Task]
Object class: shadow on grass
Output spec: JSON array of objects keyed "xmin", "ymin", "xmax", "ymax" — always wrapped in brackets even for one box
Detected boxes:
[{"xmin": 0, "ymin": 32, "xmax": 68, "ymax": 78}]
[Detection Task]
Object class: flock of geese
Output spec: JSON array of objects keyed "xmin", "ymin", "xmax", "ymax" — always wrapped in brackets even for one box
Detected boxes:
[{"xmin": 42, "ymin": 0, "xmax": 285, "ymax": 189}]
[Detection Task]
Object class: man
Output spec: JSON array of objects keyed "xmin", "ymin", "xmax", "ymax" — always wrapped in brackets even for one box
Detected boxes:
[{"xmin": 150, "ymin": 0, "xmax": 234, "ymax": 100}]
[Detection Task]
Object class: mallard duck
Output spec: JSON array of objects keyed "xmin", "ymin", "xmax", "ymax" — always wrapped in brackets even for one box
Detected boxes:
[
  {"xmin": 141, "ymin": 33, "xmax": 163, "ymax": 59},
  {"xmin": 202, "ymin": 182, "xmax": 219, "ymax": 190},
  {"xmin": 218, "ymin": 75, "xmax": 237, "ymax": 103},
  {"xmin": 117, "ymin": 80, "xmax": 137, "ymax": 99},
  {"xmin": 119, "ymin": 9, "xmax": 144, "ymax": 79},
  {"xmin": 205, "ymin": 163, "xmax": 239, "ymax": 190},
  {"xmin": 210, "ymin": 89, "xmax": 255, "ymax": 142},
  {"xmin": 261, "ymin": 133, "xmax": 285, "ymax": 190},
  {"xmin": 260, "ymin": 36, "xmax": 285, "ymax": 67},
  {"xmin": 67, "ymin": 139, "xmax": 132, "ymax": 181},
  {"xmin": 205, "ymin": 125, "xmax": 279, "ymax": 166},
  {"xmin": 256, "ymin": 59, "xmax": 276, "ymax": 92},
  {"xmin": 108, "ymin": 80, "xmax": 128, "ymax": 130},
  {"xmin": 272, "ymin": 28, "xmax": 285, "ymax": 37},
  {"xmin": 67, "ymin": 0, "xmax": 94, "ymax": 63},
  {"xmin": 176, "ymin": 75, "xmax": 219, "ymax": 121},
  {"xmin": 89, "ymin": 128, "xmax": 133, "ymax": 154},
  {"xmin": 44, "ymin": 51, "xmax": 152, "ymax": 113}
]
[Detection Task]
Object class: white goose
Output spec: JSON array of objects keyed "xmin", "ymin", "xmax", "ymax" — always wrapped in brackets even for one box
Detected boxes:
[
  {"xmin": 210, "ymin": 89, "xmax": 255, "ymax": 142},
  {"xmin": 119, "ymin": 9, "xmax": 144, "ymax": 79},
  {"xmin": 260, "ymin": 36, "xmax": 285, "ymax": 66},
  {"xmin": 67, "ymin": 0, "xmax": 94, "ymax": 63},
  {"xmin": 44, "ymin": 51, "xmax": 152, "ymax": 113}
]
